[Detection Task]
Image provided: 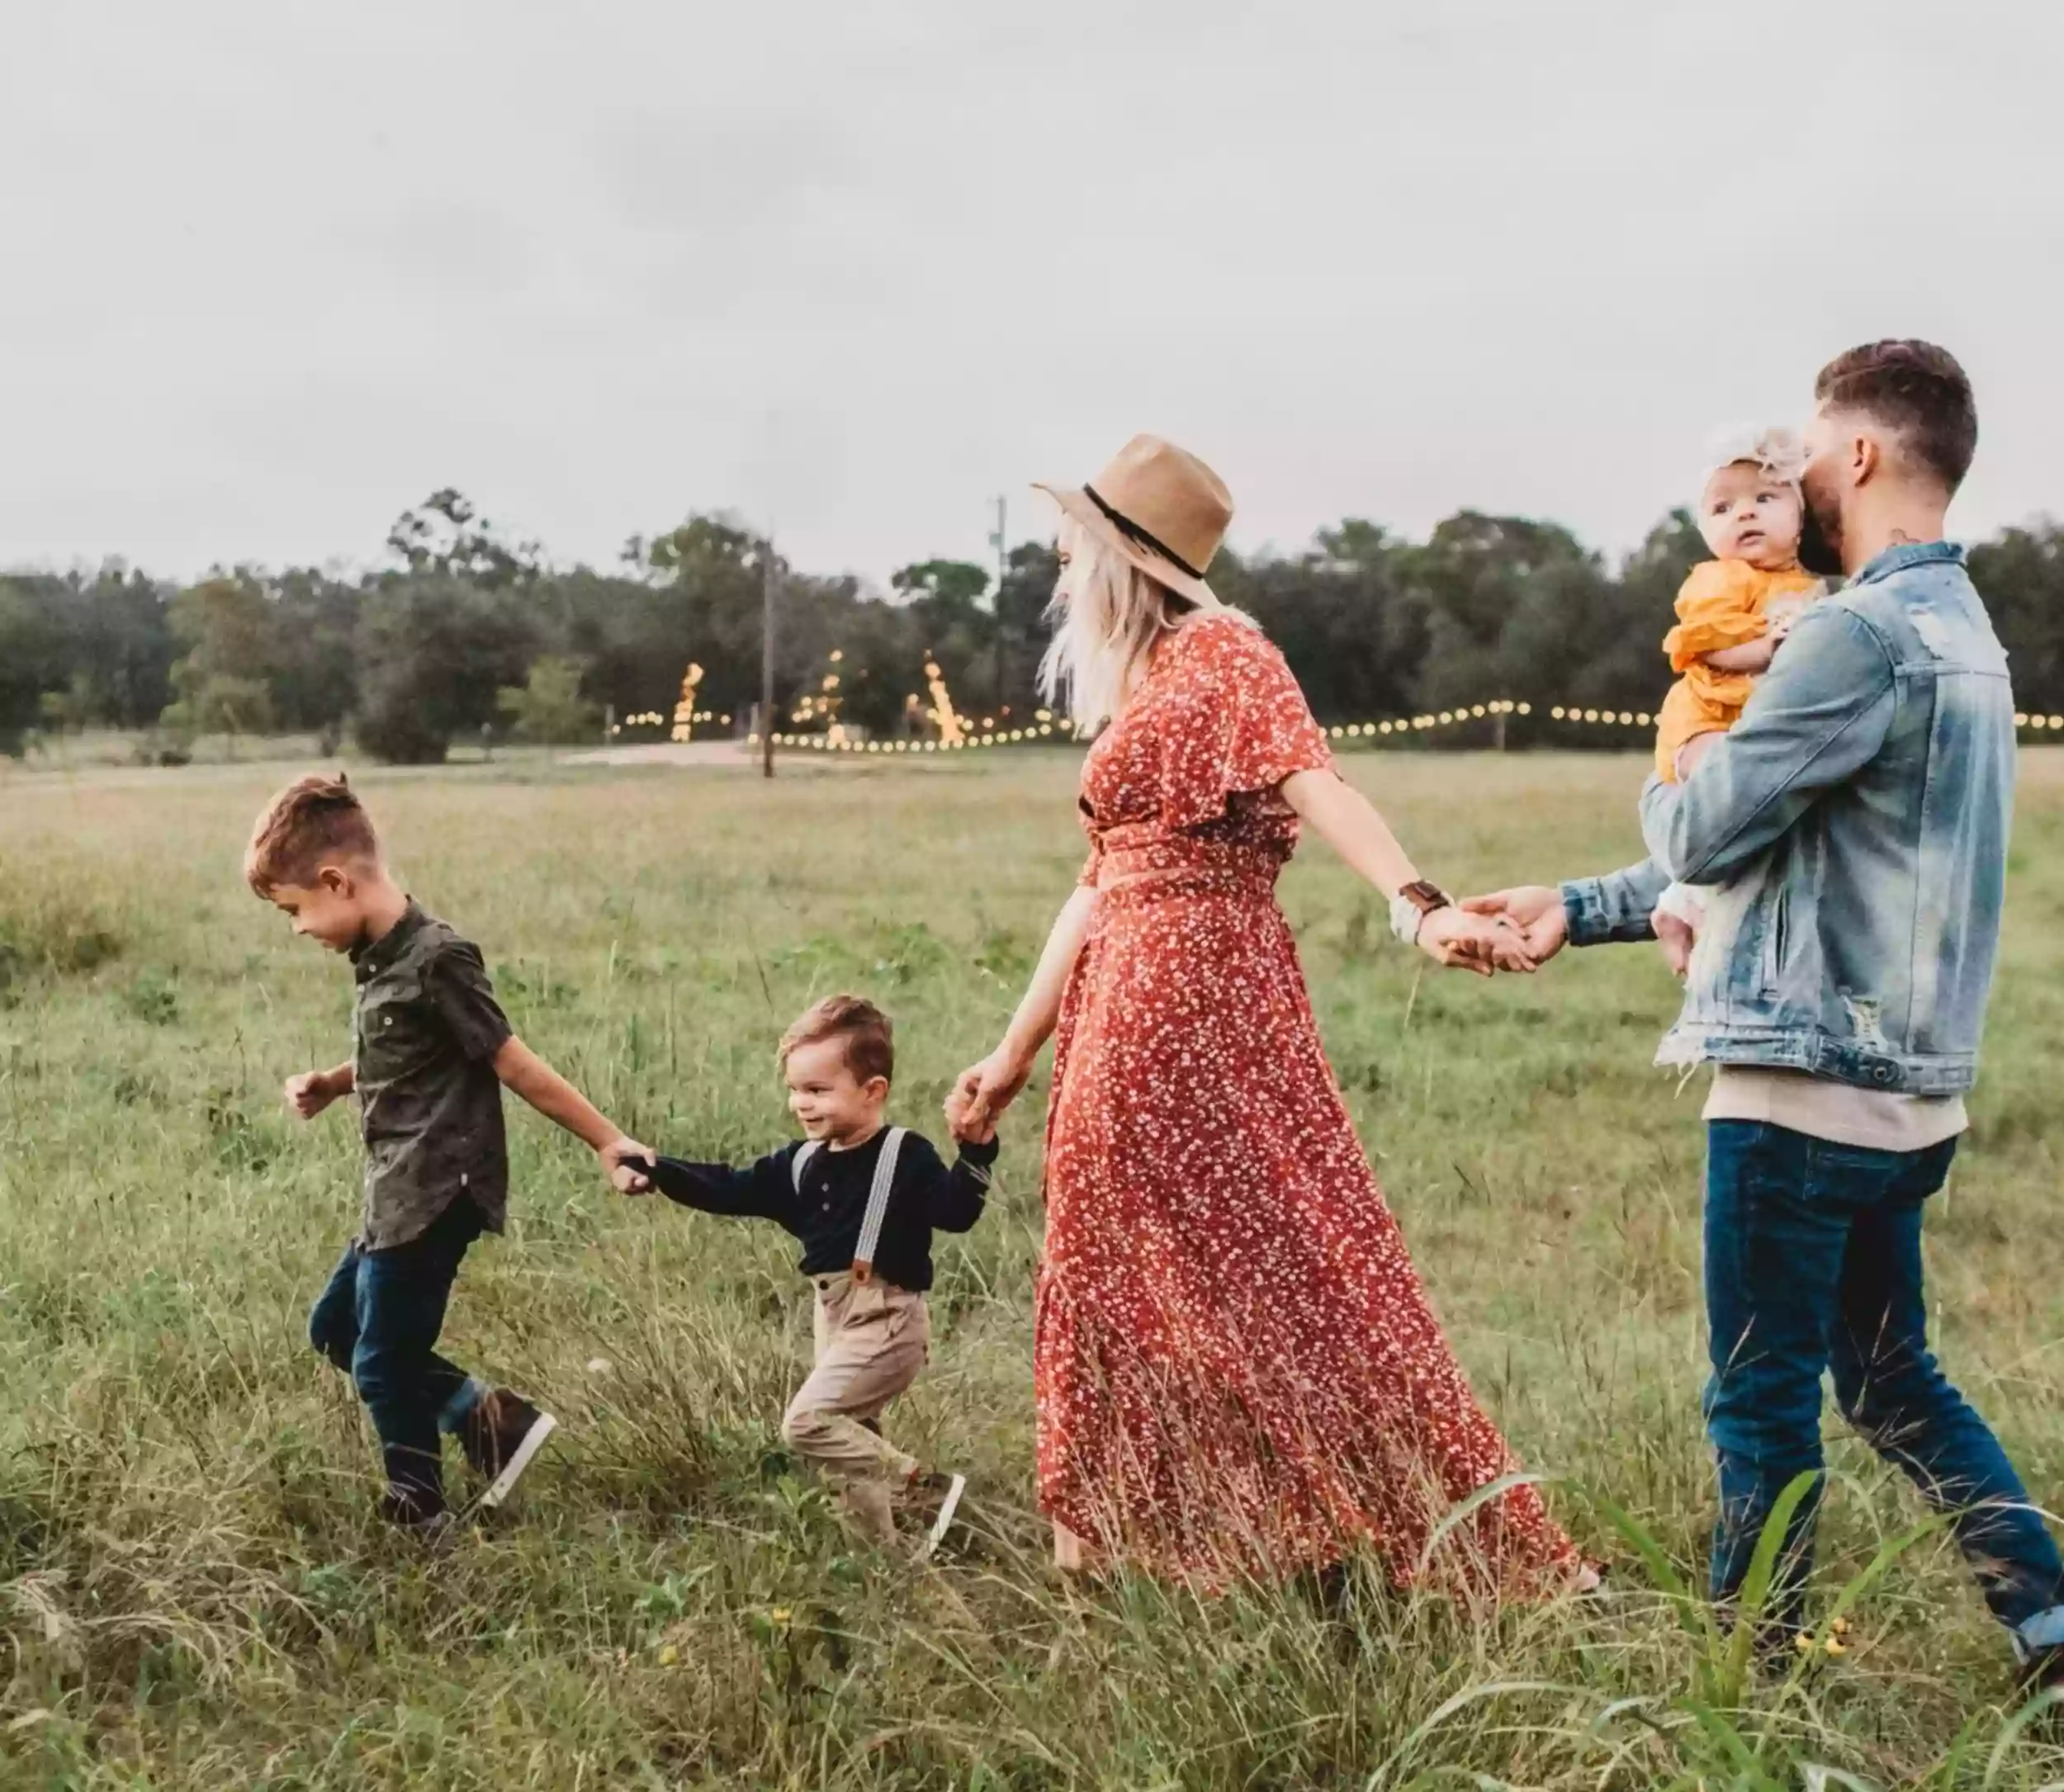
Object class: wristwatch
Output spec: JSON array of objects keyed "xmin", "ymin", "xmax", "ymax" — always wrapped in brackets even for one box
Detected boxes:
[{"xmin": 1389, "ymin": 879, "xmax": 1452, "ymax": 946}]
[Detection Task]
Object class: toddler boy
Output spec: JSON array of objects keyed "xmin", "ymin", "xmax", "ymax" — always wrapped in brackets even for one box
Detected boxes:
[{"xmin": 622, "ymin": 995, "xmax": 994, "ymax": 1557}]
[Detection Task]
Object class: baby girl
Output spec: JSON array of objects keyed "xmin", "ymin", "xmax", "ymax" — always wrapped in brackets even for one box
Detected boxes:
[{"xmin": 1651, "ymin": 427, "xmax": 1824, "ymax": 969}]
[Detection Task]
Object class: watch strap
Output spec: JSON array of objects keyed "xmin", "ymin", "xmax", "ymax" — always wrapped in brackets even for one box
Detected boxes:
[{"xmin": 1389, "ymin": 881, "xmax": 1452, "ymax": 945}]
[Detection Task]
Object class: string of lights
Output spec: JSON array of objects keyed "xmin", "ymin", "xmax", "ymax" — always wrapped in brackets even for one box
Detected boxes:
[
  {"xmin": 615, "ymin": 707, "xmax": 725, "ymax": 731},
  {"xmin": 744, "ymin": 696, "xmax": 2064, "ymax": 753},
  {"xmin": 601, "ymin": 654, "xmax": 2064, "ymax": 751}
]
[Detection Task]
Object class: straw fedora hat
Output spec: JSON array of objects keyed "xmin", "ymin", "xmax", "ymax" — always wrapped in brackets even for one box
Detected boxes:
[{"xmin": 1034, "ymin": 434, "xmax": 1231, "ymax": 607}]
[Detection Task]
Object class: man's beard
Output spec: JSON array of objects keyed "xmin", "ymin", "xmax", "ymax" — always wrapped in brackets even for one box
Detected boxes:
[{"xmin": 1797, "ymin": 489, "xmax": 1845, "ymax": 578}]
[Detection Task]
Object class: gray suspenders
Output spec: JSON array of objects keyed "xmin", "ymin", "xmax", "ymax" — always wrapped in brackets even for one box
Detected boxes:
[{"xmin": 792, "ymin": 1126, "xmax": 907, "ymax": 1286}]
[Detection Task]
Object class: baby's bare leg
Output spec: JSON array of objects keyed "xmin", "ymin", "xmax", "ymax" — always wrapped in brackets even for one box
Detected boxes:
[{"xmin": 1673, "ymin": 730, "xmax": 1726, "ymax": 781}]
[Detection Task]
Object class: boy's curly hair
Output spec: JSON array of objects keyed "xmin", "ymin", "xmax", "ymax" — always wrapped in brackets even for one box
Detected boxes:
[
  {"xmin": 244, "ymin": 773, "xmax": 381, "ymax": 896},
  {"xmin": 779, "ymin": 995, "xmax": 895, "ymax": 1085}
]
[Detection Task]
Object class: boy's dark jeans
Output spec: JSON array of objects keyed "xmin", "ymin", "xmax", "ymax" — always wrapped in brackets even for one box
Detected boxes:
[
  {"xmin": 1704, "ymin": 1121, "xmax": 2064, "ymax": 1646},
  {"xmin": 309, "ymin": 1194, "xmax": 487, "ymax": 1511}
]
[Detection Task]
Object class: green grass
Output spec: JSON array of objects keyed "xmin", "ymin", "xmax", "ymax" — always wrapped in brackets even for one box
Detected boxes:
[{"xmin": 5, "ymin": 748, "xmax": 2064, "ymax": 1789}]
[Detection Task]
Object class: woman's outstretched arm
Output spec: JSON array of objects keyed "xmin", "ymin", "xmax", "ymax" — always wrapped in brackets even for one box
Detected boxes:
[
  {"xmin": 947, "ymin": 883, "xmax": 1101, "ymax": 1134},
  {"xmin": 1281, "ymin": 769, "xmax": 1534, "ymax": 976}
]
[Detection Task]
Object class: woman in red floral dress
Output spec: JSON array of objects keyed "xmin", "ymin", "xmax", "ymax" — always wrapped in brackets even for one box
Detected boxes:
[{"xmin": 949, "ymin": 436, "xmax": 1586, "ymax": 1591}]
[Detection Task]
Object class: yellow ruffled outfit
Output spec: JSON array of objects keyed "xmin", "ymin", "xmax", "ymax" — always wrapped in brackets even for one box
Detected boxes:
[{"xmin": 1654, "ymin": 560, "xmax": 1821, "ymax": 782}]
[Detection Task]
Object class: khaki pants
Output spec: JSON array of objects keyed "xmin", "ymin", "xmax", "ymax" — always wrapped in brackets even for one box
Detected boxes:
[{"xmin": 780, "ymin": 1273, "xmax": 930, "ymax": 1543}]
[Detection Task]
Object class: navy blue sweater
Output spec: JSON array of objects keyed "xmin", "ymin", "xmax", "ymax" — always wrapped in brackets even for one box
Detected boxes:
[{"xmin": 644, "ymin": 1127, "xmax": 995, "ymax": 1293}]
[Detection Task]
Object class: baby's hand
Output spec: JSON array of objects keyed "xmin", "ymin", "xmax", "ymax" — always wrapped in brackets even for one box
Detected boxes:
[
  {"xmin": 1652, "ymin": 906, "xmax": 1697, "ymax": 981},
  {"xmin": 601, "ymin": 1136, "xmax": 656, "ymax": 1195}
]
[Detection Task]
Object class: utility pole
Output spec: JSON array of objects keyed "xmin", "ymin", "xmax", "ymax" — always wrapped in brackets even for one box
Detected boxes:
[
  {"xmin": 760, "ymin": 534, "xmax": 778, "ymax": 780},
  {"xmin": 988, "ymin": 495, "xmax": 1007, "ymax": 712}
]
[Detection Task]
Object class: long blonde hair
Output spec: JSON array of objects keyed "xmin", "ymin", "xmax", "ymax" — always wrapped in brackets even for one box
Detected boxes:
[{"xmin": 1039, "ymin": 514, "xmax": 1245, "ymax": 731}]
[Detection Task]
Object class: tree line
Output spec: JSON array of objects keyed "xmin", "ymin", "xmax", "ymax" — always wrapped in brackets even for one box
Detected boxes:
[{"xmin": 4, "ymin": 489, "xmax": 2061, "ymax": 763}]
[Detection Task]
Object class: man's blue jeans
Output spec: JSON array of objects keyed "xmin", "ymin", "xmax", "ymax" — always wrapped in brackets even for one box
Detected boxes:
[
  {"xmin": 309, "ymin": 1195, "xmax": 488, "ymax": 1510},
  {"xmin": 1705, "ymin": 1121, "xmax": 2064, "ymax": 1652}
]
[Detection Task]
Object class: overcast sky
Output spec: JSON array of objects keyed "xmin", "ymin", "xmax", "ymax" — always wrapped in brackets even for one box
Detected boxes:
[{"xmin": 4, "ymin": 2, "xmax": 2058, "ymax": 588}]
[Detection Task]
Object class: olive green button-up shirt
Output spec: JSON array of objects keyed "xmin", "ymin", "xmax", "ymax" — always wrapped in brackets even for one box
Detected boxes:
[{"xmin": 350, "ymin": 901, "xmax": 514, "ymax": 1249}]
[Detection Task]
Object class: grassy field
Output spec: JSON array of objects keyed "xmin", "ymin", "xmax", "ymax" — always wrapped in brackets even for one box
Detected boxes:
[{"xmin": 5, "ymin": 748, "xmax": 2064, "ymax": 1790}]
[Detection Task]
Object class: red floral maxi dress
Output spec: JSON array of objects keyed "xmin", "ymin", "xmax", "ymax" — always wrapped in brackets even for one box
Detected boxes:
[{"xmin": 1036, "ymin": 611, "xmax": 1580, "ymax": 1589}]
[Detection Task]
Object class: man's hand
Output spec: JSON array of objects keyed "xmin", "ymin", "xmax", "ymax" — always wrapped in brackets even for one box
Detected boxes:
[
  {"xmin": 601, "ymin": 1136, "xmax": 656, "ymax": 1195},
  {"xmin": 285, "ymin": 1070, "xmax": 342, "ymax": 1122},
  {"xmin": 1416, "ymin": 906, "xmax": 1534, "ymax": 976},
  {"xmin": 1457, "ymin": 886, "xmax": 1570, "ymax": 964}
]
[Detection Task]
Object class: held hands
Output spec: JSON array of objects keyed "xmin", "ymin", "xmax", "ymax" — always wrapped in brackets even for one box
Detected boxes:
[
  {"xmin": 944, "ymin": 1045, "xmax": 1031, "ymax": 1143},
  {"xmin": 1456, "ymin": 886, "xmax": 1570, "ymax": 966},
  {"xmin": 1458, "ymin": 882, "xmax": 1699, "ymax": 981},
  {"xmin": 284, "ymin": 1070, "xmax": 343, "ymax": 1121},
  {"xmin": 1415, "ymin": 905, "xmax": 1537, "ymax": 976},
  {"xmin": 951, "ymin": 1107, "xmax": 999, "ymax": 1147},
  {"xmin": 600, "ymin": 1136, "xmax": 656, "ymax": 1195}
]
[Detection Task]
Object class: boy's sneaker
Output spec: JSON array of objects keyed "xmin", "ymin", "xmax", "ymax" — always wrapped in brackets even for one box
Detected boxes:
[
  {"xmin": 900, "ymin": 1469, "xmax": 967, "ymax": 1561},
  {"xmin": 460, "ymin": 1389, "xmax": 559, "ymax": 1508},
  {"xmin": 378, "ymin": 1489, "xmax": 455, "ymax": 1544}
]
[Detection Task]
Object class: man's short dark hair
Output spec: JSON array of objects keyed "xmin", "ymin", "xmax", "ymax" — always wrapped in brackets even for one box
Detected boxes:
[{"xmin": 1815, "ymin": 339, "xmax": 1976, "ymax": 495}]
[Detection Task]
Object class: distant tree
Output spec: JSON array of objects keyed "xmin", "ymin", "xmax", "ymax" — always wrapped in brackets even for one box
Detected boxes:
[
  {"xmin": 994, "ymin": 541, "xmax": 1059, "ymax": 716},
  {"xmin": 162, "ymin": 674, "xmax": 276, "ymax": 752},
  {"xmin": 892, "ymin": 558, "xmax": 1001, "ymax": 718},
  {"xmin": 891, "ymin": 560, "xmax": 992, "ymax": 609},
  {"xmin": 630, "ymin": 517, "xmax": 795, "ymax": 722},
  {"xmin": 386, "ymin": 489, "xmax": 541, "ymax": 590},
  {"xmin": 1588, "ymin": 508, "xmax": 1706, "ymax": 716},
  {"xmin": 37, "ymin": 672, "xmax": 97, "ymax": 740},
  {"xmin": 161, "ymin": 573, "xmax": 282, "ymax": 750},
  {"xmin": 272, "ymin": 570, "xmax": 363, "ymax": 740},
  {"xmin": 354, "ymin": 576, "xmax": 536, "ymax": 763},
  {"xmin": 1403, "ymin": 513, "xmax": 1616, "ymax": 730},
  {"xmin": 0, "ymin": 581, "xmax": 54, "ymax": 755},
  {"xmin": 496, "ymin": 655, "xmax": 602, "ymax": 745},
  {"xmin": 62, "ymin": 564, "xmax": 174, "ymax": 728},
  {"xmin": 819, "ymin": 593, "xmax": 927, "ymax": 736},
  {"xmin": 1218, "ymin": 522, "xmax": 1424, "ymax": 726},
  {"xmin": 1972, "ymin": 521, "xmax": 2064, "ymax": 712}
]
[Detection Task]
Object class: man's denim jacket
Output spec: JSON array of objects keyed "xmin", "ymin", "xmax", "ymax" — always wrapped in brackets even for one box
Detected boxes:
[{"xmin": 1560, "ymin": 542, "xmax": 2013, "ymax": 1095}]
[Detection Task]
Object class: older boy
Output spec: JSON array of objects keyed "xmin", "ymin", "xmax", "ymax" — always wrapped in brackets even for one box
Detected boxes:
[{"xmin": 247, "ymin": 773, "xmax": 652, "ymax": 1534}]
